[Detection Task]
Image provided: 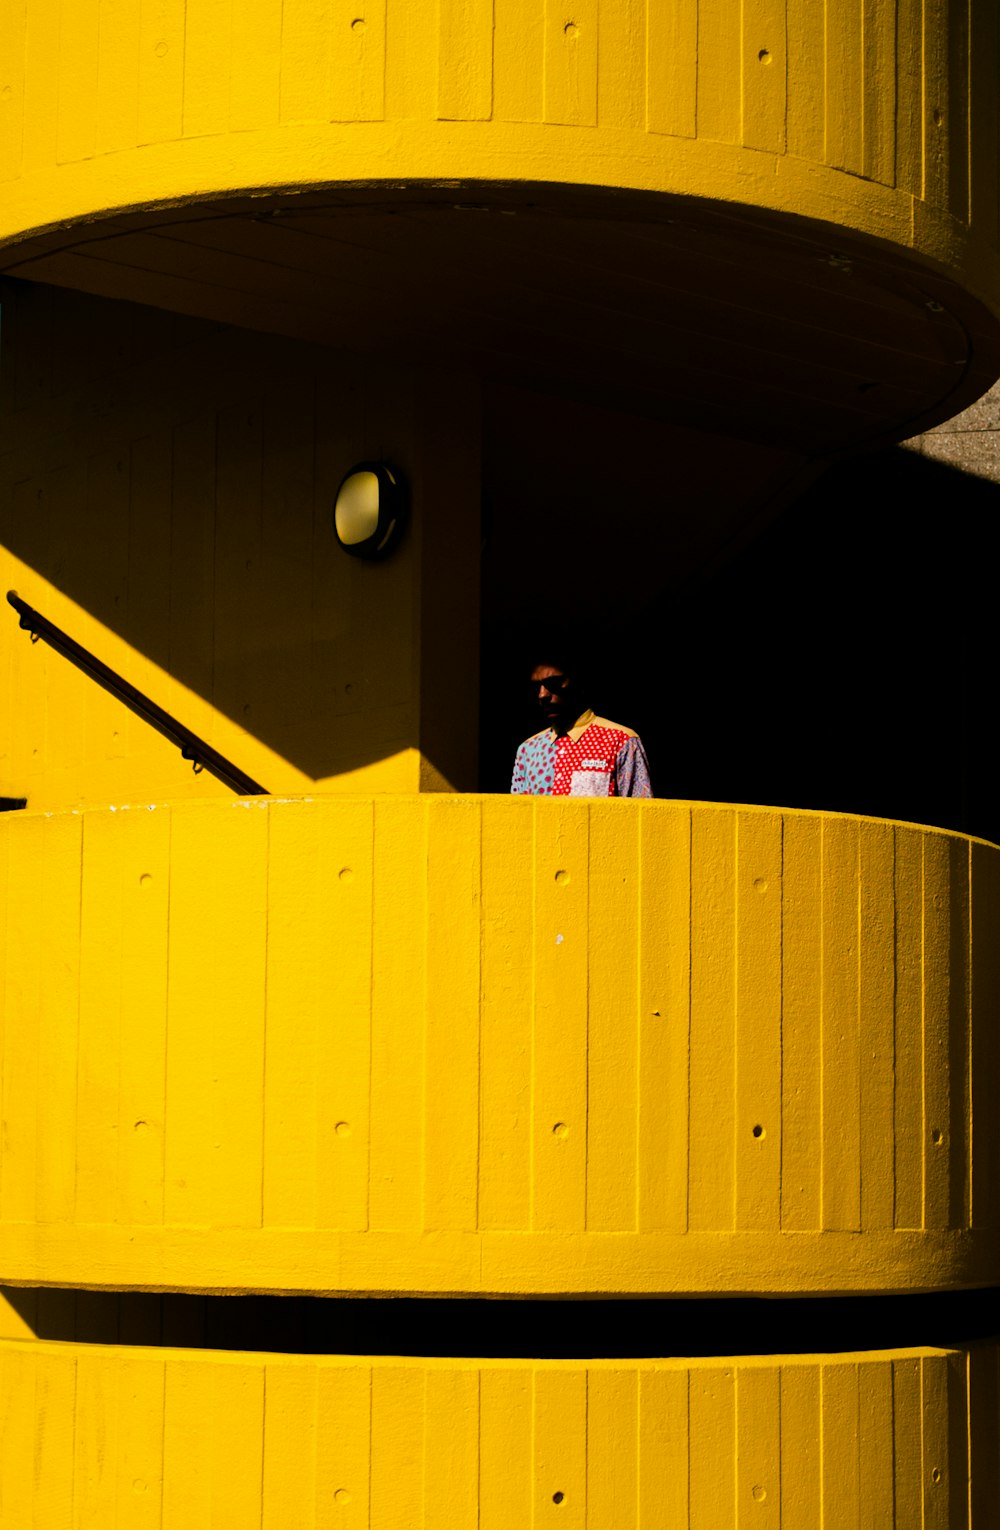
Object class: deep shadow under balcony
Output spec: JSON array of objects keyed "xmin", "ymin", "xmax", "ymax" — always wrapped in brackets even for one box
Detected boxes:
[{"xmin": 0, "ymin": 795, "xmax": 996, "ymax": 1297}]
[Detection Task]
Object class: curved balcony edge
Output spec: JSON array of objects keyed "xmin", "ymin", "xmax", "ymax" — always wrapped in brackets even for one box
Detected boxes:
[
  {"xmin": 0, "ymin": 1336, "xmax": 997, "ymax": 1527},
  {"xmin": 1, "ymin": 795, "xmax": 997, "ymax": 1297},
  {"xmin": 0, "ymin": 1227, "xmax": 997, "ymax": 1300}
]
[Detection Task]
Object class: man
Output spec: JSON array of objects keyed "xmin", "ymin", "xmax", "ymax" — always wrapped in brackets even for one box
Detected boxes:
[{"xmin": 511, "ymin": 654, "xmax": 653, "ymax": 798}]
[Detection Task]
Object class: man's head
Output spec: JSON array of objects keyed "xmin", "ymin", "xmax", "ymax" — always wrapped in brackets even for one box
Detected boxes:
[{"xmin": 529, "ymin": 653, "xmax": 589, "ymax": 733}]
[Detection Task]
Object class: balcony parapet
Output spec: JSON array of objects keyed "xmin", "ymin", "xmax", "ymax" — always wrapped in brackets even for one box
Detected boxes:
[
  {"xmin": 0, "ymin": 796, "xmax": 996, "ymax": 1296},
  {"xmin": 0, "ymin": 1334, "xmax": 996, "ymax": 1526}
]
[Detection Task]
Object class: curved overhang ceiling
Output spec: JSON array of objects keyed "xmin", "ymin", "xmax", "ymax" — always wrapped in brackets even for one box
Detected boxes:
[{"xmin": 4, "ymin": 183, "xmax": 998, "ymax": 456}]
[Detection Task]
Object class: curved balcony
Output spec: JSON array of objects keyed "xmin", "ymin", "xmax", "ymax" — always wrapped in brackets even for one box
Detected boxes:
[
  {"xmin": 0, "ymin": 1334, "xmax": 996, "ymax": 1526},
  {"xmin": 1, "ymin": 796, "xmax": 996, "ymax": 1297},
  {"xmin": 2, "ymin": 3, "xmax": 999, "ymax": 450}
]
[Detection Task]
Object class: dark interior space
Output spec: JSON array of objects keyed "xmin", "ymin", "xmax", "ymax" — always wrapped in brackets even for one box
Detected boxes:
[
  {"xmin": 4, "ymin": 1286, "xmax": 997, "ymax": 1359},
  {"xmin": 483, "ymin": 443, "xmax": 998, "ymax": 846}
]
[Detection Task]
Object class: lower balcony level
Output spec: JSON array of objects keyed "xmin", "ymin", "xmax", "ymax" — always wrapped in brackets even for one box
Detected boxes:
[
  {"xmin": 0, "ymin": 795, "xmax": 997, "ymax": 1296},
  {"xmin": 0, "ymin": 1334, "xmax": 996, "ymax": 1528}
]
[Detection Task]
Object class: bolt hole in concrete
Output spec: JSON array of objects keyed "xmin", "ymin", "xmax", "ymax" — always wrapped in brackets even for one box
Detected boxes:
[
  {"xmin": 335, "ymin": 1122, "xmax": 352, "ymax": 1137},
  {"xmin": 553, "ymin": 1122, "xmax": 569, "ymax": 1138},
  {"xmin": 552, "ymin": 1492, "xmax": 565, "ymax": 1505},
  {"xmin": 554, "ymin": 868, "xmax": 570, "ymax": 885},
  {"xmin": 351, "ymin": 17, "xmax": 365, "ymax": 31},
  {"xmin": 931, "ymin": 1127, "xmax": 944, "ymax": 1145},
  {"xmin": 932, "ymin": 1468, "xmax": 942, "ymax": 1485},
  {"xmin": 752, "ymin": 1124, "xmax": 765, "ymax": 1139},
  {"xmin": 563, "ymin": 21, "xmax": 578, "ymax": 37},
  {"xmin": 758, "ymin": 47, "xmax": 771, "ymax": 62},
  {"xmin": 752, "ymin": 1485, "xmax": 767, "ymax": 1503}
]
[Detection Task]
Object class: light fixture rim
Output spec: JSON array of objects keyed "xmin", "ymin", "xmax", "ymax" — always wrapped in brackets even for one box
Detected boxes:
[{"xmin": 333, "ymin": 460, "xmax": 409, "ymax": 561}]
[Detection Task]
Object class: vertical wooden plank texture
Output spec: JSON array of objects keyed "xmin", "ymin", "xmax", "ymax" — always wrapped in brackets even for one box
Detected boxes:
[
  {"xmin": 533, "ymin": 1369, "xmax": 587, "ymax": 1527},
  {"xmin": 825, "ymin": 0, "xmax": 864, "ymax": 174},
  {"xmin": 586, "ymin": 806, "xmax": 639, "ymax": 1232},
  {"xmin": 858, "ymin": 1359, "xmax": 895, "ymax": 1526},
  {"xmin": 329, "ymin": 0, "xmax": 387, "ymax": 121},
  {"xmin": 315, "ymin": 1366, "xmax": 372, "ymax": 1530},
  {"xmin": 638, "ymin": 1369, "xmax": 689, "ymax": 1530},
  {"xmin": 96, "ymin": 0, "xmax": 141, "ymax": 154},
  {"xmin": 922, "ymin": 831, "xmax": 954, "ymax": 1230},
  {"xmin": 543, "ymin": 0, "xmax": 598, "ymax": 126},
  {"xmin": 0, "ymin": 0, "xmax": 28, "ymax": 182},
  {"xmin": 734, "ymin": 811, "xmax": 783, "ymax": 1232},
  {"xmin": 858, "ymin": 819, "xmax": 895, "ymax": 1231},
  {"xmin": 493, "ymin": 0, "xmax": 544, "ymax": 122},
  {"xmin": 165, "ymin": 803, "xmax": 268, "ymax": 1229},
  {"xmin": 264, "ymin": 799, "xmax": 374, "ymax": 1232},
  {"xmin": 423, "ymin": 1368, "xmax": 480, "ymax": 1530},
  {"xmin": 369, "ymin": 1366, "xmax": 423, "ymax": 1528},
  {"xmin": 182, "ymin": 0, "xmax": 231, "ymax": 138},
  {"xmin": 34, "ymin": 813, "xmax": 82, "ymax": 1226},
  {"xmin": 637, "ymin": 806, "xmax": 690, "ymax": 1233},
  {"xmin": 137, "ymin": 0, "xmax": 186, "ymax": 145},
  {"xmin": 56, "ymin": 0, "xmax": 100, "ymax": 163},
  {"xmin": 587, "ymin": 1370, "xmax": 638, "ymax": 1526},
  {"xmin": 861, "ymin": 0, "xmax": 897, "ymax": 185},
  {"xmin": 531, "ymin": 800, "xmax": 589, "ymax": 1232},
  {"xmin": 479, "ymin": 1367, "xmax": 532, "ymax": 1530},
  {"xmin": 821, "ymin": 816, "xmax": 861, "ymax": 1231},
  {"xmin": 688, "ymin": 1367, "xmax": 736, "ymax": 1530},
  {"xmin": 32, "ymin": 1348, "xmax": 77, "ymax": 1525},
  {"xmin": 76, "ymin": 811, "xmax": 124, "ymax": 1226},
  {"xmin": 894, "ymin": 827, "xmax": 924, "ymax": 1228},
  {"xmin": 368, "ymin": 799, "xmax": 426, "ymax": 1231},
  {"xmin": 688, "ymin": 808, "xmax": 736, "ymax": 1231},
  {"xmin": 229, "ymin": 0, "xmax": 282, "ymax": 129},
  {"xmin": 779, "ymin": 1363, "xmax": 821, "ymax": 1526},
  {"xmin": 741, "ymin": 0, "xmax": 787, "ymax": 153},
  {"xmin": 116, "ymin": 1353, "xmax": 165, "ymax": 1526},
  {"xmin": 892, "ymin": 1355, "xmax": 924, "ymax": 1528},
  {"xmin": 423, "ymin": 798, "xmax": 481, "ymax": 1231},
  {"xmin": 645, "ymin": 0, "xmax": 697, "ymax": 136},
  {"xmin": 735, "ymin": 1365, "xmax": 781, "ymax": 1526},
  {"xmin": 2, "ymin": 815, "xmax": 43, "ymax": 1222},
  {"xmin": 821, "ymin": 1362, "xmax": 859, "ymax": 1524},
  {"xmin": 479, "ymin": 801, "xmax": 534, "ymax": 1230},
  {"xmin": 970, "ymin": 840, "xmax": 1000, "ymax": 1231},
  {"xmin": 438, "ymin": 0, "xmax": 493, "ymax": 120},
  {"xmin": 697, "ymin": 0, "xmax": 741, "ymax": 143},
  {"xmin": 21, "ymin": 0, "xmax": 60, "ymax": 173}
]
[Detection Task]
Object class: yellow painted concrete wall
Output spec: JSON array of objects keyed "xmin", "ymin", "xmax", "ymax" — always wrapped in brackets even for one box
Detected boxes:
[
  {"xmin": 0, "ymin": 1335, "xmax": 997, "ymax": 1528},
  {"xmin": 1, "ymin": 0, "xmax": 999, "ymax": 313},
  {"xmin": 0, "ymin": 279, "xmax": 481, "ymax": 804},
  {"xmin": 2, "ymin": 795, "xmax": 996, "ymax": 1296}
]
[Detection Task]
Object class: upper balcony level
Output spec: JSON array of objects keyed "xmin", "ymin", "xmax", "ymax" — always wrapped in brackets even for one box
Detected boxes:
[
  {"xmin": 1, "ymin": 793, "xmax": 996, "ymax": 1299},
  {"xmin": 3, "ymin": 2, "xmax": 1000, "ymax": 453}
]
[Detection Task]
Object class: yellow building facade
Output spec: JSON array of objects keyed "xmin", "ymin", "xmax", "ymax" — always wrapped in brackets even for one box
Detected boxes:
[{"xmin": 1, "ymin": 2, "xmax": 999, "ymax": 1524}]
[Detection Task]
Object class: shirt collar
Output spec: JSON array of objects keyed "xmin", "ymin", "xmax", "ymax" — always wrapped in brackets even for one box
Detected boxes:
[{"xmin": 553, "ymin": 708, "xmax": 595, "ymax": 740}]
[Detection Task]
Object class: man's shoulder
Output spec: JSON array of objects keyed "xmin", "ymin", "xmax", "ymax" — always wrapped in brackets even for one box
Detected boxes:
[
  {"xmin": 587, "ymin": 716, "xmax": 640, "ymax": 741},
  {"xmin": 517, "ymin": 728, "xmax": 554, "ymax": 751}
]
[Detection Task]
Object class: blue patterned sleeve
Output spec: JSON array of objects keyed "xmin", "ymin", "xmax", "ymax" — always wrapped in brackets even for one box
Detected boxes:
[
  {"xmin": 615, "ymin": 736, "xmax": 653, "ymax": 798},
  {"xmin": 511, "ymin": 744, "xmax": 528, "ymax": 794}
]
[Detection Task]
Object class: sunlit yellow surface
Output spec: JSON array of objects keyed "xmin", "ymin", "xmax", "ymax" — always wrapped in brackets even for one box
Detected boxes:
[
  {"xmin": 1, "ymin": 0, "xmax": 999, "ymax": 309},
  {"xmin": 0, "ymin": 1333, "xmax": 996, "ymax": 1528},
  {"xmin": 1, "ymin": 795, "xmax": 996, "ymax": 1296}
]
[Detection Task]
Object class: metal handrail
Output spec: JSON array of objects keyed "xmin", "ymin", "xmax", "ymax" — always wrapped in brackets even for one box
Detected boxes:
[{"xmin": 6, "ymin": 591, "xmax": 268, "ymax": 797}]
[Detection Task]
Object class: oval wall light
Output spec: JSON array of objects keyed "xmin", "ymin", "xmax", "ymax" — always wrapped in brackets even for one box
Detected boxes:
[{"xmin": 334, "ymin": 462, "xmax": 408, "ymax": 560}]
